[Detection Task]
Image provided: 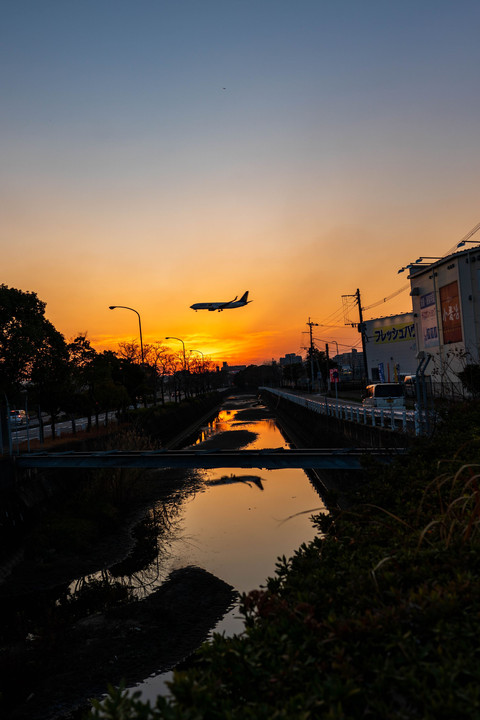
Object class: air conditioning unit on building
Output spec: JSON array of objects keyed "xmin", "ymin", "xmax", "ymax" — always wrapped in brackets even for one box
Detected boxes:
[{"xmin": 410, "ymin": 287, "xmax": 420, "ymax": 296}]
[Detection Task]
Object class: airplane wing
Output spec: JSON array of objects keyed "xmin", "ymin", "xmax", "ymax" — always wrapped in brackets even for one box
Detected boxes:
[{"xmin": 215, "ymin": 296, "xmax": 237, "ymax": 310}]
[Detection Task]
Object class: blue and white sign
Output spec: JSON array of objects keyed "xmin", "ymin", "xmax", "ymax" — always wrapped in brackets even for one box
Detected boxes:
[
  {"xmin": 420, "ymin": 292, "xmax": 439, "ymax": 348},
  {"xmin": 378, "ymin": 362, "xmax": 385, "ymax": 383}
]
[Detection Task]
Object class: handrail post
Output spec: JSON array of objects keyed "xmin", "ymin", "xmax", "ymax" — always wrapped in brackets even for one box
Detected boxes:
[{"xmin": 414, "ymin": 409, "xmax": 420, "ymax": 435}]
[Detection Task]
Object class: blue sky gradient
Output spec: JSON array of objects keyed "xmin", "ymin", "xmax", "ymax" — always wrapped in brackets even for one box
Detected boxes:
[{"xmin": 2, "ymin": 1, "xmax": 479, "ymax": 362}]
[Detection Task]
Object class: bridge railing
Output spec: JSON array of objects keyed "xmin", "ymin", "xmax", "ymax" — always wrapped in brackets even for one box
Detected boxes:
[{"xmin": 260, "ymin": 388, "xmax": 423, "ymax": 436}]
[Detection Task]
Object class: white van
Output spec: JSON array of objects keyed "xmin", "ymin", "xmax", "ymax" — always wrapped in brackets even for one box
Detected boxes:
[{"xmin": 362, "ymin": 383, "xmax": 405, "ymax": 409}]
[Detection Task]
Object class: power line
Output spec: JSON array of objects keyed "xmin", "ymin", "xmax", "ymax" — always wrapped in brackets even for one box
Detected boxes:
[
  {"xmin": 314, "ymin": 337, "xmax": 360, "ymax": 350},
  {"xmin": 362, "ymin": 284, "xmax": 410, "ymax": 311},
  {"xmin": 315, "ymin": 304, "xmax": 347, "ymax": 326},
  {"xmin": 361, "ymin": 221, "xmax": 480, "ymax": 313}
]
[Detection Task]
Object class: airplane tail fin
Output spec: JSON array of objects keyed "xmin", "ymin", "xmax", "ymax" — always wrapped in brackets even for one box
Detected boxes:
[{"xmin": 239, "ymin": 291, "xmax": 249, "ymax": 302}]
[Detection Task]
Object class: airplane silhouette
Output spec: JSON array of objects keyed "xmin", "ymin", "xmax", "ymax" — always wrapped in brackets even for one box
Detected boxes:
[{"xmin": 190, "ymin": 290, "xmax": 252, "ymax": 312}]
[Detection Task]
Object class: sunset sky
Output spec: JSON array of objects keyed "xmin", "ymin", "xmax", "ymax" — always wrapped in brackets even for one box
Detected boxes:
[{"xmin": 2, "ymin": 1, "xmax": 479, "ymax": 365}]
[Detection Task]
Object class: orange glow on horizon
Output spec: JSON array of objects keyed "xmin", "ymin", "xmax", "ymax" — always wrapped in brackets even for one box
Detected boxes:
[
  {"xmin": 91, "ymin": 330, "xmax": 292, "ymax": 367},
  {"xmin": 89, "ymin": 316, "xmax": 365, "ymax": 367}
]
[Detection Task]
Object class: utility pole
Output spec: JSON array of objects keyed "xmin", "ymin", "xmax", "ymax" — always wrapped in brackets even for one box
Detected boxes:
[
  {"xmin": 306, "ymin": 318, "xmax": 318, "ymax": 391},
  {"xmin": 325, "ymin": 342, "xmax": 331, "ymax": 393},
  {"xmin": 342, "ymin": 289, "xmax": 369, "ymax": 383},
  {"xmin": 355, "ymin": 289, "xmax": 369, "ymax": 382}
]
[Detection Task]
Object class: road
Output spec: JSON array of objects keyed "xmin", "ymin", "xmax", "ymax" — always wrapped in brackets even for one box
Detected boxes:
[
  {"xmin": 9, "ymin": 412, "xmax": 113, "ymax": 448},
  {"xmin": 8, "ymin": 392, "xmax": 187, "ymax": 449}
]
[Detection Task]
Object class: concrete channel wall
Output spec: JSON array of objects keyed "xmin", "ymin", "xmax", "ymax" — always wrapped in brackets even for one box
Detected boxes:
[
  {"xmin": 260, "ymin": 388, "xmax": 410, "ymax": 450},
  {"xmin": 260, "ymin": 388, "xmax": 410, "ymax": 509}
]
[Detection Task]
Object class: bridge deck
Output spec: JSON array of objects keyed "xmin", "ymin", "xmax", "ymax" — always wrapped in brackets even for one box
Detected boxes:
[{"xmin": 15, "ymin": 448, "xmax": 399, "ymax": 470}]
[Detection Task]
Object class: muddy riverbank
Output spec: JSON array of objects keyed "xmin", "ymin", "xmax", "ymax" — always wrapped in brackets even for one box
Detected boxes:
[{"xmin": 2, "ymin": 566, "xmax": 236, "ymax": 720}]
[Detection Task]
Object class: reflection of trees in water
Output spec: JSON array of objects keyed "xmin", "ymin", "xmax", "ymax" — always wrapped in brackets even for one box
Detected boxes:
[
  {"xmin": 67, "ymin": 470, "xmax": 205, "ymax": 605},
  {"xmin": 1, "ymin": 467, "xmax": 206, "ymax": 649},
  {"xmin": 56, "ymin": 572, "xmax": 131, "ymax": 621}
]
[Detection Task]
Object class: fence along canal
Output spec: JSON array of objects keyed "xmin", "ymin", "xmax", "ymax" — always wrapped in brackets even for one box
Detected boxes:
[{"xmin": 261, "ymin": 386, "xmax": 430, "ymax": 436}]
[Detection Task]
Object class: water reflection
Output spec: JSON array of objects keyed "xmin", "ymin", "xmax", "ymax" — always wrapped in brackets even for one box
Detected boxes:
[
  {"xmin": 161, "ymin": 399, "xmax": 325, "ymax": 595},
  {"xmin": 132, "ymin": 395, "xmax": 327, "ymax": 702},
  {"xmin": 206, "ymin": 474, "xmax": 264, "ymax": 490},
  {"xmin": 55, "ymin": 397, "xmax": 324, "ymax": 657},
  {"xmin": 193, "ymin": 409, "xmax": 232, "ymax": 444},
  {"xmin": 64, "ymin": 476, "xmax": 200, "ymax": 602}
]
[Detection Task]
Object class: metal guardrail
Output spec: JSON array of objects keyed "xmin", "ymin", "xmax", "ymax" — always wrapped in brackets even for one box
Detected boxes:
[{"xmin": 261, "ymin": 387, "xmax": 424, "ymax": 435}]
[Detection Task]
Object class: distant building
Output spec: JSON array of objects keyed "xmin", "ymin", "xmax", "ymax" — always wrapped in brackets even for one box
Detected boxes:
[
  {"xmin": 279, "ymin": 353, "xmax": 303, "ymax": 366},
  {"xmin": 221, "ymin": 361, "xmax": 247, "ymax": 374},
  {"xmin": 331, "ymin": 348, "xmax": 365, "ymax": 381},
  {"xmin": 363, "ymin": 313, "xmax": 417, "ymax": 382}
]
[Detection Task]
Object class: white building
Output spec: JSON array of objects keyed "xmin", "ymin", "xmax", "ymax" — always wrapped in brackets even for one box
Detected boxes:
[
  {"xmin": 364, "ymin": 313, "xmax": 417, "ymax": 383},
  {"xmin": 407, "ymin": 244, "xmax": 480, "ymax": 396}
]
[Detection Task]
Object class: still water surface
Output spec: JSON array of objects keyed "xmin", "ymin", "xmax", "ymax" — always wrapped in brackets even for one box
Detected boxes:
[{"xmin": 132, "ymin": 395, "xmax": 327, "ymax": 699}]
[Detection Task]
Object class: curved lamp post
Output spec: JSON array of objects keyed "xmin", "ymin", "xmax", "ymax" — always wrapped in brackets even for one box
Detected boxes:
[
  {"xmin": 191, "ymin": 349, "xmax": 205, "ymax": 372},
  {"xmin": 109, "ymin": 305, "xmax": 144, "ymax": 365},
  {"xmin": 415, "ymin": 256, "xmax": 443, "ymax": 262},
  {"xmin": 192, "ymin": 349, "xmax": 205, "ymax": 392},
  {"xmin": 165, "ymin": 336, "xmax": 186, "ymax": 369},
  {"xmin": 315, "ymin": 337, "xmax": 338, "ymax": 356},
  {"xmin": 457, "ymin": 240, "xmax": 480, "ymax": 249}
]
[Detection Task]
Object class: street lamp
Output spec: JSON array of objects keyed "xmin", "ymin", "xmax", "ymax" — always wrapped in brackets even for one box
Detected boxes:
[
  {"xmin": 415, "ymin": 256, "xmax": 443, "ymax": 263},
  {"xmin": 457, "ymin": 240, "xmax": 480, "ymax": 248},
  {"xmin": 192, "ymin": 349, "xmax": 206, "ymax": 392},
  {"xmin": 165, "ymin": 336, "xmax": 186, "ymax": 369},
  {"xmin": 397, "ymin": 261, "xmax": 433, "ymax": 274},
  {"xmin": 191, "ymin": 349, "xmax": 204, "ymax": 368},
  {"xmin": 109, "ymin": 305, "xmax": 144, "ymax": 365},
  {"xmin": 315, "ymin": 338, "xmax": 339, "ymax": 356}
]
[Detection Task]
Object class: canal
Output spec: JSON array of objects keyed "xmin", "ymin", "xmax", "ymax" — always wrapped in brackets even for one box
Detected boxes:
[
  {"xmin": 132, "ymin": 393, "xmax": 327, "ymax": 701},
  {"xmin": 0, "ymin": 393, "xmax": 327, "ymax": 717}
]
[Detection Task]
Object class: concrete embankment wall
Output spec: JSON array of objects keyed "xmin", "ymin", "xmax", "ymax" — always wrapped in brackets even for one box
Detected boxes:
[
  {"xmin": 261, "ymin": 390, "xmax": 409, "ymax": 508},
  {"xmin": 261, "ymin": 390, "xmax": 409, "ymax": 450}
]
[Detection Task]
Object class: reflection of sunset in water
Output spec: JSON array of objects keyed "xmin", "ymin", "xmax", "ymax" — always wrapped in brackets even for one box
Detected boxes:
[
  {"xmin": 173, "ymin": 467, "xmax": 323, "ymax": 593},
  {"xmin": 193, "ymin": 410, "xmax": 231, "ymax": 444},
  {"xmin": 171, "ymin": 402, "xmax": 325, "ymax": 595},
  {"xmin": 135, "ymin": 396, "xmax": 326, "ymax": 701}
]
